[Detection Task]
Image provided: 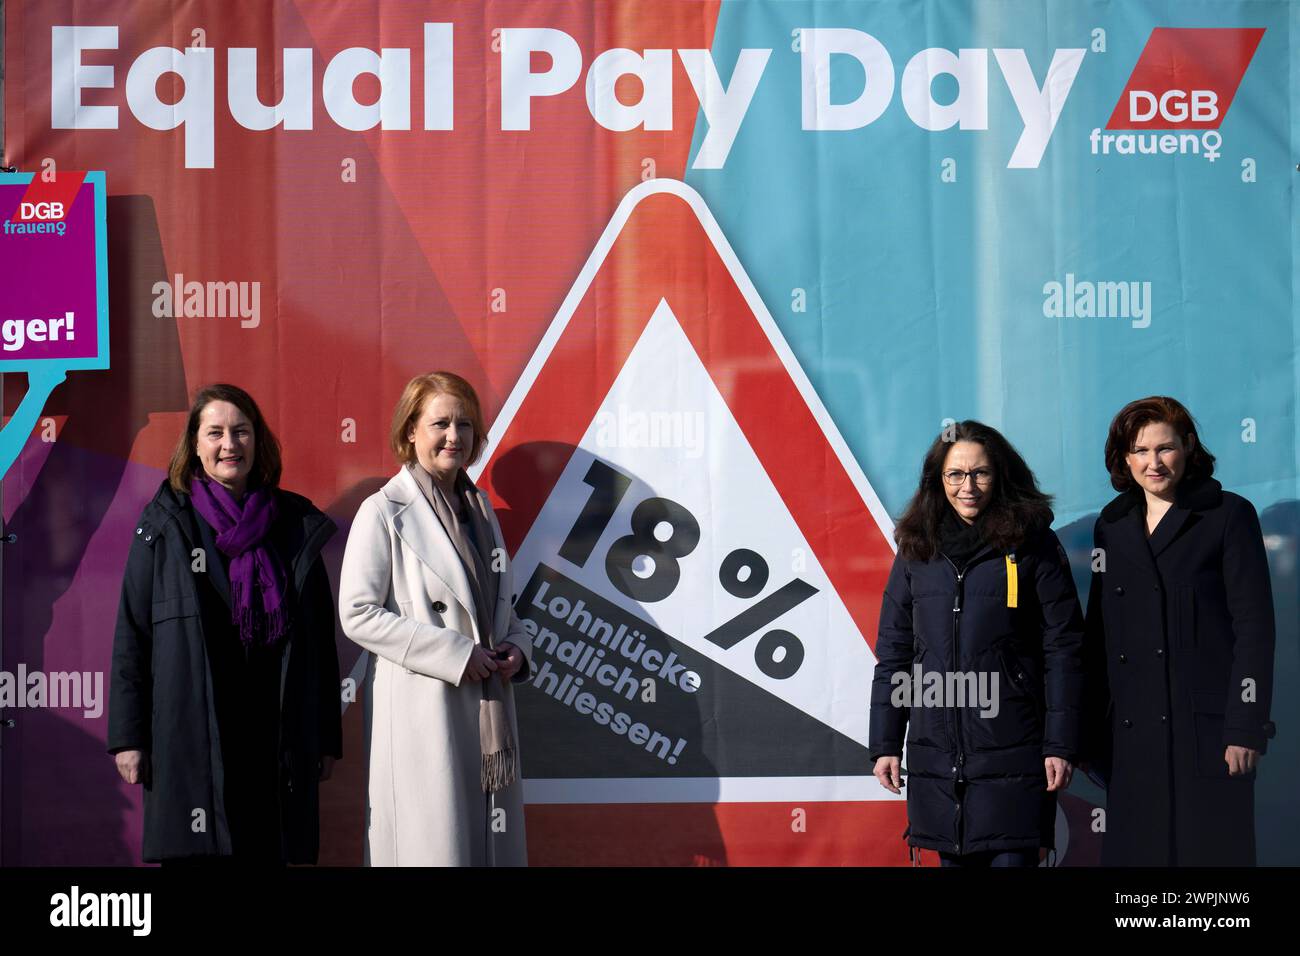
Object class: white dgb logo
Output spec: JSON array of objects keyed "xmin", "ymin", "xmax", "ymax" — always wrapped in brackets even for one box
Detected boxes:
[
  {"xmin": 1128, "ymin": 89, "xmax": 1219, "ymax": 124},
  {"xmin": 19, "ymin": 201, "xmax": 66, "ymax": 220}
]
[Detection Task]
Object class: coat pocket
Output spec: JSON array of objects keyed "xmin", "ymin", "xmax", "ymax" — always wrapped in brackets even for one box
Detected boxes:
[
  {"xmin": 904, "ymin": 645, "xmax": 950, "ymax": 751},
  {"xmin": 965, "ymin": 648, "xmax": 1039, "ymax": 751},
  {"xmin": 999, "ymin": 647, "xmax": 1043, "ymax": 708},
  {"xmin": 1176, "ymin": 585, "xmax": 1196, "ymax": 650},
  {"xmin": 1191, "ymin": 691, "xmax": 1242, "ymax": 779},
  {"xmin": 151, "ymin": 593, "xmax": 199, "ymax": 624}
]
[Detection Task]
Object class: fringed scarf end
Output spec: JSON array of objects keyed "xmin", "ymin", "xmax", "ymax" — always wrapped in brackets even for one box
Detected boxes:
[
  {"xmin": 233, "ymin": 592, "xmax": 289, "ymax": 647},
  {"xmin": 479, "ymin": 696, "xmax": 517, "ymax": 792},
  {"xmin": 481, "ymin": 748, "xmax": 517, "ymax": 793}
]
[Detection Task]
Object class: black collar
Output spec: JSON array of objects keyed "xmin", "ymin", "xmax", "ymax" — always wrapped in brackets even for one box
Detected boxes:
[
  {"xmin": 140, "ymin": 479, "xmax": 336, "ymax": 595},
  {"xmin": 1099, "ymin": 474, "xmax": 1222, "ymax": 524}
]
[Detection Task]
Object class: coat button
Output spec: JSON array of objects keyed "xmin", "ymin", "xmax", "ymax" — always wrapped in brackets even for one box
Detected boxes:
[
  {"xmin": 144, "ymin": 535, "xmax": 152, "ymax": 542},
  {"xmin": 135, "ymin": 528, "xmax": 143, "ymax": 535},
  {"xmin": 1122, "ymin": 719, "xmax": 1133, "ymax": 728},
  {"xmin": 1161, "ymin": 715, "xmax": 1168, "ymax": 723},
  {"xmin": 1119, "ymin": 654, "xmax": 1127, "ymax": 664},
  {"xmin": 1155, "ymin": 648, "xmax": 1164, "ymax": 657},
  {"xmin": 1152, "ymin": 585, "xmax": 1160, "ymax": 592},
  {"xmin": 432, "ymin": 600, "xmax": 447, "ymax": 613},
  {"xmin": 1114, "ymin": 586, "xmax": 1124, "ymax": 596}
]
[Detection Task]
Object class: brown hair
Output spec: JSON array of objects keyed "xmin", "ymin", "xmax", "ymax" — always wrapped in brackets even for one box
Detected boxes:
[
  {"xmin": 168, "ymin": 384, "xmax": 282, "ymax": 493},
  {"xmin": 390, "ymin": 372, "xmax": 488, "ymax": 467},
  {"xmin": 1104, "ymin": 395, "xmax": 1216, "ymax": 491},
  {"xmin": 894, "ymin": 420, "xmax": 1054, "ymax": 562}
]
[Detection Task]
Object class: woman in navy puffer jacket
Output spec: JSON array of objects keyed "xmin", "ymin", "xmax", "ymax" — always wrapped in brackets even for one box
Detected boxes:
[{"xmin": 868, "ymin": 421, "xmax": 1085, "ymax": 866}]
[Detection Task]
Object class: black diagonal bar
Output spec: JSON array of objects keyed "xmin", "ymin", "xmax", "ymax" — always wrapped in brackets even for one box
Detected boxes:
[{"xmin": 701, "ymin": 578, "xmax": 819, "ymax": 650}]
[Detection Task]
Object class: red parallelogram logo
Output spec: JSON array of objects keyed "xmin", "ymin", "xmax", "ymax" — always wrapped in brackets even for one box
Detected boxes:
[
  {"xmin": 1106, "ymin": 27, "xmax": 1264, "ymax": 130},
  {"xmin": 12, "ymin": 172, "xmax": 86, "ymax": 223}
]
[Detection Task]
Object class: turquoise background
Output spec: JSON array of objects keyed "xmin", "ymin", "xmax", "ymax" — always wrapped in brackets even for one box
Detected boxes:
[{"xmin": 689, "ymin": 0, "xmax": 1298, "ymax": 863}]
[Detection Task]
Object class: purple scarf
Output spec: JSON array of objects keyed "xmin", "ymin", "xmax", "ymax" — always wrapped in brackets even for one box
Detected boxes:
[{"xmin": 190, "ymin": 477, "xmax": 289, "ymax": 647}]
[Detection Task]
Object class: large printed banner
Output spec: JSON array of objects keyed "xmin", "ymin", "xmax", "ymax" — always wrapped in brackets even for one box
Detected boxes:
[
  {"xmin": 1, "ymin": 1, "xmax": 1296, "ymax": 866},
  {"xmin": 477, "ymin": 180, "xmax": 895, "ymax": 799}
]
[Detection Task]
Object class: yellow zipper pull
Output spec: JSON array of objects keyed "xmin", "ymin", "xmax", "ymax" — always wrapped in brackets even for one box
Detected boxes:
[{"xmin": 1006, "ymin": 554, "xmax": 1018, "ymax": 608}]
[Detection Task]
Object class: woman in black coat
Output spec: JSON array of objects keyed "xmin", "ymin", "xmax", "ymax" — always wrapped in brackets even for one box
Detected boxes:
[
  {"xmin": 1083, "ymin": 396, "xmax": 1276, "ymax": 866},
  {"xmin": 868, "ymin": 421, "xmax": 1085, "ymax": 866},
  {"xmin": 108, "ymin": 384, "xmax": 342, "ymax": 864}
]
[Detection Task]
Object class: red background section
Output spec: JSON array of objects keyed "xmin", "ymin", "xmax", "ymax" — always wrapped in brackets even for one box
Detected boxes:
[{"xmin": 2, "ymin": 0, "xmax": 725, "ymax": 866}]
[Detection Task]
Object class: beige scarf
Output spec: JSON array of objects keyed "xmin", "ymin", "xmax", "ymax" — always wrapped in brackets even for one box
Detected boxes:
[{"xmin": 408, "ymin": 463, "xmax": 518, "ymax": 792}]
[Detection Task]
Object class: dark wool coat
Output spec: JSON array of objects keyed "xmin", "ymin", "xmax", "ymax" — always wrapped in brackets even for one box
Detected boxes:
[
  {"xmin": 1083, "ymin": 476, "xmax": 1276, "ymax": 866},
  {"xmin": 108, "ymin": 480, "xmax": 342, "ymax": 863},
  {"xmin": 869, "ymin": 526, "xmax": 1085, "ymax": 856}
]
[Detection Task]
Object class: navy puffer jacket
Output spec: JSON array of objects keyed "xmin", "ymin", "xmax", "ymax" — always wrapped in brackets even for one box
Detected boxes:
[{"xmin": 868, "ymin": 525, "xmax": 1085, "ymax": 856}]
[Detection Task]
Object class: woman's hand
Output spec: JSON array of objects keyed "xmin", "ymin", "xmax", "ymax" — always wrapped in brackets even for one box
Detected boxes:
[
  {"xmin": 115, "ymin": 749, "xmax": 150, "ymax": 786},
  {"xmin": 873, "ymin": 756, "xmax": 902, "ymax": 794},
  {"xmin": 1225, "ymin": 746, "xmax": 1259, "ymax": 775},
  {"xmin": 1045, "ymin": 756, "xmax": 1073, "ymax": 791},
  {"xmin": 462, "ymin": 645, "xmax": 500, "ymax": 683},
  {"xmin": 495, "ymin": 642, "xmax": 525, "ymax": 683}
]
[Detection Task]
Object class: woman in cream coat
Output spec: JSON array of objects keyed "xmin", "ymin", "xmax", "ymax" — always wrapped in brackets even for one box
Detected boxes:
[{"xmin": 340, "ymin": 372, "xmax": 533, "ymax": 866}]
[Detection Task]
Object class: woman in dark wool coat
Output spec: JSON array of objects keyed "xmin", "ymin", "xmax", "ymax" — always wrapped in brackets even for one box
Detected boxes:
[
  {"xmin": 1083, "ymin": 396, "xmax": 1276, "ymax": 866},
  {"xmin": 108, "ymin": 384, "xmax": 342, "ymax": 864},
  {"xmin": 868, "ymin": 421, "xmax": 1085, "ymax": 866}
]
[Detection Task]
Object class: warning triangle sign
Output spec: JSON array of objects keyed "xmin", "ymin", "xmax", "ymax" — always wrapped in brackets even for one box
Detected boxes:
[{"xmin": 473, "ymin": 180, "xmax": 898, "ymax": 799}]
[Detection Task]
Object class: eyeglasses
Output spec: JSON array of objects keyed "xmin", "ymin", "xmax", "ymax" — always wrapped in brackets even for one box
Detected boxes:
[{"xmin": 942, "ymin": 468, "xmax": 994, "ymax": 487}]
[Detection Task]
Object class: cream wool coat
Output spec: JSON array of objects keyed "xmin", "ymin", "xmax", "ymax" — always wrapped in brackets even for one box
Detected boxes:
[{"xmin": 339, "ymin": 467, "xmax": 532, "ymax": 866}]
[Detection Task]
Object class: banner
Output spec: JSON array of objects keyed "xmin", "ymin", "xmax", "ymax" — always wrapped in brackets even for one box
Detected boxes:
[
  {"xmin": 1, "ymin": 0, "xmax": 1295, "ymax": 866},
  {"xmin": 0, "ymin": 169, "xmax": 108, "ymax": 477}
]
